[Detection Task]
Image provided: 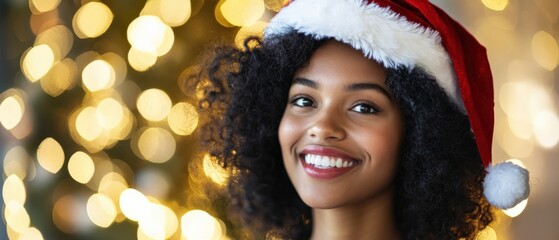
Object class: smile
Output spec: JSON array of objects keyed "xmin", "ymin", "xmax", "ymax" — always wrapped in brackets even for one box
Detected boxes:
[{"xmin": 304, "ymin": 154, "xmax": 359, "ymax": 169}]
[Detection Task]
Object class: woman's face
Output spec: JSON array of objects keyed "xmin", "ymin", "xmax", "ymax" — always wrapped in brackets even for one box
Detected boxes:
[{"xmin": 278, "ymin": 41, "xmax": 404, "ymax": 209}]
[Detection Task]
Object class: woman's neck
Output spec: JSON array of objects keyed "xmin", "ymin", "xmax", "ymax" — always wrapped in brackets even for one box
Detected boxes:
[{"xmin": 309, "ymin": 187, "xmax": 400, "ymax": 240}]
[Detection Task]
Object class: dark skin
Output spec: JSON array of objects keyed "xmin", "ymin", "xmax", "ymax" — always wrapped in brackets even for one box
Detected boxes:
[{"xmin": 279, "ymin": 41, "xmax": 402, "ymax": 239}]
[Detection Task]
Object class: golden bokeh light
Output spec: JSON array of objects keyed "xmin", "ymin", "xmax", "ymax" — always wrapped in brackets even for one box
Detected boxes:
[
  {"xmin": 82, "ymin": 59, "xmax": 116, "ymax": 92},
  {"xmin": 235, "ymin": 20, "xmax": 268, "ymax": 48},
  {"xmin": 120, "ymin": 188, "xmax": 150, "ymax": 221},
  {"xmin": 481, "ymin": 0, "xmax": 508, "ymax": 11},
  {"xmin": 531, "ymin": 31, "xmax": 559, "ymax": 71},
  {"xmin": 128, "ymin": 47, "xmax": 158, "ymax": 72},
  {"xmin": 142, "ymin": 0, "xmax": 193, "ymax": 27},
  {"xmin": 203, "ymin": 154, "xmax": 228, "ymax": 186},
  {"xmin": 68, "ymin": 151, "xmax": 95, "ymax": 184},
  {"xmin": 220, "ymin": 0, "xmax": 265, "ymax": 27},
  {"xmin": 3, "ymin": 175, "xmax": 26, "ymax": 205},
  {"xmin": 98, "ymin": 172, "xmax": 129, "ymax": 215},
  {"xmin": 29, "ymin": 0, "xmax": 61, "ymax": 14},
  {"xmin": 72, "ymin": 2, "xmax": 113, "ymax": 39},
  {"xmin": 137, "ymin": 89, "xmax": 172, "ymax": 122},
  {"xmin": 3, "ymin": 146, "xmax": 31, "ymax": 180},
  {"xmin": 35, "ymin": 25, "xmax": 74, "ymax": 62},
  {"xmin": 215, "ymin": 0, "xmax": 235, "ymax": 28},
  {"xmin": 96, "ymin": 98, "xmax": 124, "ymax": 130},
  {"xmin": 21, "ymin": 44, "xmax": 55, "ymax": 82},
  {"xmin": 4, "ymin": 201, "xmax": 31, "ymax": 233},
  {"xmin": 75, "ymin": 106, "xmax": 103, "ymax": 141},
  {"xmin": 475, "ymin": 226, "xmax": 497, "ymax": 240},
  {"xmin": 264, "ymin": 0, "xmax": 289, "ymax": 12},
  {"xmin": 0, "ymin": 96, "xmax": 24, "ymax": 130},
  {"xmin": 17, "ymin": 227, "xmax": 44, "ymax": 240},
  {"xmin": 87, "ymin": 193, "xmax": 117, "ymax": 228},
  {"xmin": 100, "ymin": 52, "xmax": 127, "ymax": 87},
  {"xmin": 137, "ymin": 127, "xmax": 176, "ymax": 163},
  {"xmin": 168, "ymin": 102, "xmax": 199, "ymax": 136},
  {"xmin": 138, "ymin": 203, "xmax": 179, "ymax": 239},
  {"xmin": 181, "ymin": 210, "xmax": 224, "ymax": 240},
  {"xmin": 533, "ymin": 110, "xmax": 559, "ymax": 148},
  {"xmin": 127, "ymin": 15, "xmax": 174, "ymax": 55},
  {"xmin": 52, "ymin": 195, "xmax": 80, "ymax": 234},
  {"xmin": 40, "ymin": 58, "xmax": 78, "ymax": 97},
  {"xmin": 37, "ymin": 137, "xmax": 65, "ymax": 174}
]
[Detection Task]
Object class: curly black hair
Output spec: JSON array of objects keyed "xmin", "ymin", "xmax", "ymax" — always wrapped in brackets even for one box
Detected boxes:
[{"xmin": 195, "ymin": 31, "xmax": 494, "ymax": 239}]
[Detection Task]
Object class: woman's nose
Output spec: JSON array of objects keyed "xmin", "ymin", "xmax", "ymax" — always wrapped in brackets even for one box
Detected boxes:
[{"xmin": 307, "ymin": 113, "xmax": 346, "ymax": 141}]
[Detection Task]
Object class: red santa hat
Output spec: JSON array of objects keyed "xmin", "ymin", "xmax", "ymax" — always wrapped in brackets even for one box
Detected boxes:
[{"xmin": 265, "ymin": 0, "xmax": 529, "ymax": 209}]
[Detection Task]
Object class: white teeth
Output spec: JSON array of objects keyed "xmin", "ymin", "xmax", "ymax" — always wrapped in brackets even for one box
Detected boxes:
[{"xmin": 303, "ymin": 154, "xmax": 357, "ymax": 168}]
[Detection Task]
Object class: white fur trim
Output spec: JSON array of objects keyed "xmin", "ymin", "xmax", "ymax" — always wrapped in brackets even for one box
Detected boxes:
[
  {"xmin": 265, "ymin": 0, "xmax": 464, "ymax": 110},
  {"xmin": 483, "ymin": 162, "xmax": 530, "ymax": 209}
]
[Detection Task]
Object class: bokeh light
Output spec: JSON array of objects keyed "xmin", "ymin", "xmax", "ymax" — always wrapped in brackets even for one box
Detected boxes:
[
  {"xmin": 3, "ymin": 146, "xmax": 32, "ymax": 180},
  {"xmin": 82, "ymin": 60, "xmax": 116, "ymax": 92},
  {"xmin": 220, "ymin": 0, "xmax": 265, "ymax": 27},
  {"xmin": 68, "ymin": 151, "xmax": 95, "ymax": 184},
  {"xmin": 127, "ymin": 15, "xmax": 174, "ymax": 56},
  {"xmin": 481, "ymin": 0, "xmax": 508, "ymax": 11},
  {"xmin": 137, "ymin": 89, "xmax": 172, "ymax": 122},
  {"xmin": 168, "ymin": 102, "xmax": 199, "ymax": 136},
  {"xmin": 119, "ymin": 188, "xmax": 150, "ymax": 222},
  {"xmin": 531, "ymin": 31, "xmax": 559, "ymax": 71},
  {"xmin": 136, "ymin": 127, "xmax": 176, "ymax": 163},
  {"xmin": 181, "ymin": 210, "xmax": 224, "ymax": 240},
  {"xmin": 0, "ymin": 95, "xmax": 24, "ymax": 130},
  {"xmin": 203, "ymin": 154, "xmax": 228, "ymax": 186},
  {"xmin": 3, "ymin": 175, "xmax": 27, "ymax": 205},
  {"xmin": 87, "ymin": 193, "xmax": 117, "ymax": 228},
  {"xmin": 72, "ymin": 2, "xmax": 113, "ymax": 39},
  {"xmin": 138, "ymin": 203, "xmax": 178, "ymax": 239},
  {"xmin": 475, "ymin": 226, "xmax": 497, "ymax": 240},
  {"xmin": 21, "ymin": 44, "xmax": 55, "ymax": 82},
  {"xmin": 36, "ymin": 137, "xmax": 65, "ymax": 174},
  {"xmin": 29, "ymin": 0, "xmax": 61, "ymax": 14},
  {"xmin": 4, "ymin": 201, "xmax": 31, "ymax": 233}
]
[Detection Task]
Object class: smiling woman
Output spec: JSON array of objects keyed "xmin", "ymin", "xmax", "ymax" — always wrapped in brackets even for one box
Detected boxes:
[{"xmin": 196, "ymin": 0, "xmax": 530, "ymax": 239}]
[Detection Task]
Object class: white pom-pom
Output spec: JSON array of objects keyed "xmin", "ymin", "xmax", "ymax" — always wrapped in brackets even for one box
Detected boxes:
[{"xmin": 483, "ymin": 161, "xmax": 530, "ymax": 209}]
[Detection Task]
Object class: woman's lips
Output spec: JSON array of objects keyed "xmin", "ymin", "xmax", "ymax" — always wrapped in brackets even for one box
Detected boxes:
[{"xmin": 299, "ymin": 146, "xmax": 361, "ymax": 179}]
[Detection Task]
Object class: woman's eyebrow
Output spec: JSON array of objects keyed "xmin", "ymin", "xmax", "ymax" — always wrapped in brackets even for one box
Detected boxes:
[
  {"xmin": 346, "ymin": 83, "xmax": 394, "ymax": 102},
  {"xmin": 292, "ymin": 77, "xmax": 318, "ymax": 88}
]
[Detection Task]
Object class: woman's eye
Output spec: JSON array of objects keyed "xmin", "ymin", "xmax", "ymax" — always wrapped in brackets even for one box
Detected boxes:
[
  {"xmin": 291, "ymin": 96, "xmax": 314, "ymax": 107},
  {"xmin": 350, "ymin": 103, "xmax": 379, "ymax": 114}
]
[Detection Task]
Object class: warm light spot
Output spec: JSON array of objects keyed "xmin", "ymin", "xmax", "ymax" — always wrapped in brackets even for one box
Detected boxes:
[
  {"xmin": 503, "ymin": 199, "xmax": 528, "ymax": 218},
  {"xmin": 128, "ymin": 47, "xmax": 158, "ymax": 72},
  {"xmin": 138, "ymin": 203, "xmax": 178, "ymax": 239},
  {"xmin": 3, "ymin": 146, "xmax": 31, "ymax": 180},
  {"xmin": 17, "ymin": 227, "xmax": 44, "ymax": 240},
  {"xmin": 76, "ymin": 106, "xmax": 103, "ymax": 141},
  {"xmin": 215, "ymin": 0, "xmax": 235, "ymax": 28},
  {"xmin": 181, "ymin": 210, "xmax": 223, "ymax": 240},
  {"xmin": 72, "ymin": 2, "xmax": 113, "ymax": 38},
  {"xmin": 127, "ymin": 15, "xmax": 173, "ymax": 54},
  {"xmin": 22, "ymin": 44, "xmax": 55, "ymax": 82},
  {"xmin": 0, "ymin": 96, "xmax": 24, "ymax": 130},
  {"xmin": 120, "ymin": 188, "xmax": 150, "ymax": 221},
  {"xmin": 137, "ymin": 89, "xmax": 172, "ymax": 121},
  {"xmin": 264, "ymin": 0, "xmax": 288, "ymax": 12},
  {"xmin": 68, "ymin": 151, "xmax": 95, "ymax": 184},
  {"xmin": 82, "ymin": 59, "xmax": 116, "ymax": 92},
  {"xmin": 507, "ymin": 115, "xmax": 533, "ymax": 140},
  {"xmin": 533, "ymin": 110, "xmax": 559, "ymax": 148},
  {"xmin": 235, "ymin": 20, "xmax": 268, "ymax": 48},
  {"xmin": 98, "ymin": 172, "xmax": 128, "ymax": 212},
  {"xmin": 499, "ymin": 81, "xmax": 553, "ymax": 119},
  {"xmin": 532, "ymin": 31, "xmax": 559, "ymax": 71},
  {"xmin": 87, "ymin": 193, "xmax": 117, "ymax": 228},
  {"xmin": 137, "ymin": 127, "xmax": 176, "ymax": 163},
  {"xmin": 40, "ymin": 59, "xmax": 77, "ymax": 96},
  {"xmin": 96, "ymin": 98, "xmax": 124, "ymax": 130},
  {"xmin": 475, "ymin": 226, "xmax": 497, "ymax": 240},
  {"xmin": 220, "ymin": 0, "xmax": 265, "ymax": 27},
  {"xmin": 160, "ymin": 0, "xmax": 192, "ymax": 27},
  {"xmin": 4, "ymin": 201, "xmax": 30, "ymax": 233},
  {"xmin": 108, "ymin": 106, "xmax": 135, "ymax": 141},
  {"xmin": 168, "ymin": 102, "xmax": 199, "ymax": 136},
  {"xmin": 136, "ymin": 169, "xmax": 170, "ymax": 199},
  {"xmin": 35, "ymin": 25, "xmax": 74, "ymax": 62},
  {"xmin": 203, "ymin": 154, "xmax": 228, "ymax": 186},
  {"xmin": 481, "ymin": 0, "xmax": 508, "ymax": 11},
  {"xmin": 100, "ymin": 52, "xmax": 127, "ymax": 87},
  {"xmin": 37, "ymin": 137, "xmax": 65, "ymax": 174},
  {"xmin": 30, "ymin": 0, "xmax": 61, "ymax": 13},
  {"xmin": 3, "ymin": 175, "xmax": 26, "ymax": 205}
]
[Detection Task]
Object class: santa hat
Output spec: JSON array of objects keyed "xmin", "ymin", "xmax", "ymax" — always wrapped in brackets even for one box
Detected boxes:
[{"xmin": 265, "ymin": 0, "xmax": 529, "ymax": 209}]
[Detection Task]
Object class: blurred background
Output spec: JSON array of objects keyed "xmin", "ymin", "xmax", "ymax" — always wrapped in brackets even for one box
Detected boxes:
[{"xmin": 0, "ymin": 0, "xmax": 557, "ymax": 239}]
